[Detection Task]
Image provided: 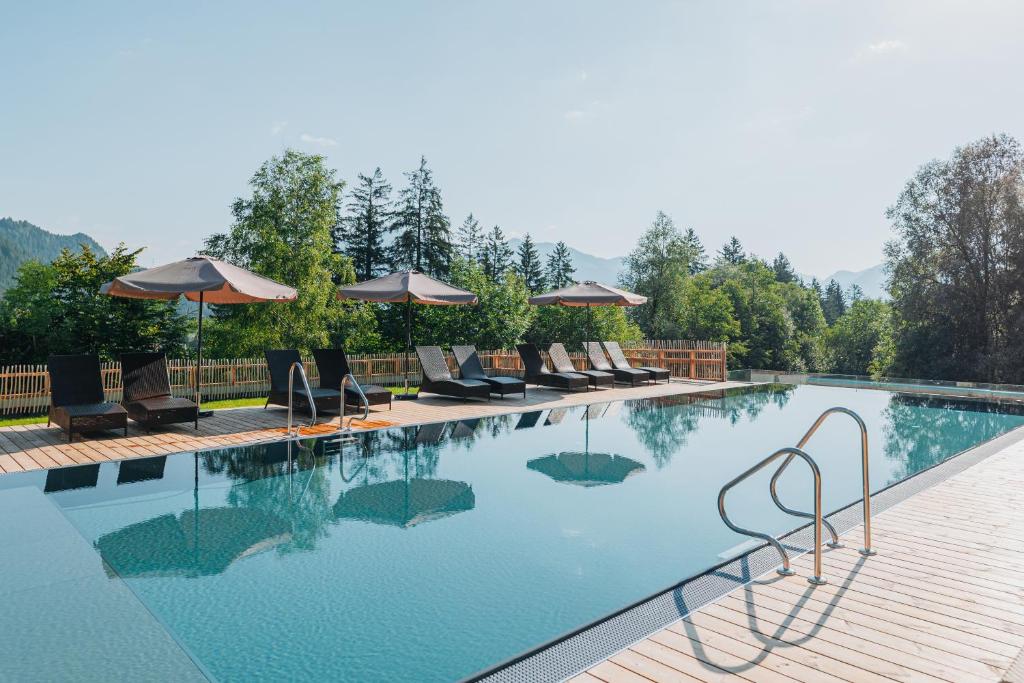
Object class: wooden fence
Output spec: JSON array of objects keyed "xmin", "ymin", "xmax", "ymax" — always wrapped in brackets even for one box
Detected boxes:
[{"xmin": 0, "ymin": 340, "xmax": 727, "ymax": 416}]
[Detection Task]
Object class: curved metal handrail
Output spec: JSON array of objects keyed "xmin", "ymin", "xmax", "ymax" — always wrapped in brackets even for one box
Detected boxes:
[
  {"xmin": 770, "ymin": 407, "xmax": 875, "ymax": 556},
  {"xmin": 341, "ymin": 373, "xmax": 370, "ymax": 430},
  {"xmin": 287, "ymin": 361, "xmax": 317, "ymax": 437},
  {"xmin": 719, "ymin": 446, "xmax": 827, "ymax": 585}
]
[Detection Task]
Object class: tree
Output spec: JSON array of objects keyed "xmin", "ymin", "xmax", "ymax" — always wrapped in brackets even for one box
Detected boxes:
[
  {"xmin": 544, "ymin": 241, "xmax": 576, "ymax": 288},
  {"xmin": 515, "ymin": 233, "xmax": 546, "ymax": 293},
  {"xmin": 0, "ymin": 245, "xmax": 189, "ymax": 364},
  {"xmin": 825, "ymin": 299, "xmax": 894, "ymax": 376},
  {"xmin": 202, "ymin": 150, "xmax": 379, "ymax": 356},
  {"xmin": 716, "ymin": 236, "xmax": 746, "ymax": 266},
  {"xmin": 339, "ymin": 167, "xmax": 393, "ymax": 281},
  {"xmin": 456, "ymin": 213, "xmax": 485, "ymax": 263},
  {"xmin": 619, "ymin": 211, "xmax": 690, "ymax": 338},
  {"xmin": 772, "ymin": 252, "xmax": 798, "ymax": 283},
  {"xmin": 480, "ymin": 225, "xmax": 513, "ymax": 280},
  {"xmin": 527, "ymin": 304, "xmax": 643, "ymax": 348},
  {"xmin": 681, "ymin": 227, "xmax": 708, "ymax": 274},
  {"xmin": 821, "ymin": 279, "xmax": 847, "ymax": 325},
  {"xmin": 677, "ymin": 276, "xmax": 741, "ymax": 345},
  {"xmin": 391, "ymin": 156, "xmax": 452, "ymax": 276}
]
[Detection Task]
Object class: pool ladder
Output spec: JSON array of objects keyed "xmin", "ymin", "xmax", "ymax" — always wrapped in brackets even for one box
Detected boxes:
[
  {"xmin": 717, "ymin": 407, "xmax": 875, "ymax": 586},
  {"xmin": 286, "ymin": 361, "xmax": 317, "ymax": 438}
]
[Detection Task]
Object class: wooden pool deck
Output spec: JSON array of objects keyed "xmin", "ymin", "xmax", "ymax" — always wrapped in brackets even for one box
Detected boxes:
[
  {"xmin": 574, "ymin": 435, "xmax": 1024, "ymax": 683},
  {"xmin": 0, "ymin": 379, "xmax": 740, "ymax": 474}
]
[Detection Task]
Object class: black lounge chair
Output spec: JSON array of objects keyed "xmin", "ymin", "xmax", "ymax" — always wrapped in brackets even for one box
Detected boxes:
[
  {"xmin": 264, "ymin": 349, "xmax": 338, "ymax": 415},
  {"xmin": 120, "ymin": 352, "xmax": 199, "ymax": 431},
  {"xmin": 548, "ymin": 343, "xmax": 614, "ymax": 389},
  {"xmin": 312, "ymin": 348, "xmax": 393, "ymax": 413},
  {"xmin": 47, "ymin": 354, "xmax": 128, "ymax": 442},
  {"xmin": 452, "ymin": 345, "xmax": 526, "ymax": 399},
  {"xmin": 585, "ymin": 342, "xmax": 648, "ymax": 386},
  {"xmin": 516, "ymin": 343, "xmax": 589, "ymax": 392},
  {"xmin": 603, "ymin": 341, "xmax": 671, "ymax": 383},
  {"xmin": 415, "ymin": 346, "xmax": 491, "ymax": 401}
]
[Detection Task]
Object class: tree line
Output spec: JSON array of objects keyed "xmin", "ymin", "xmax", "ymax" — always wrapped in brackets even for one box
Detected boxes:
[{"xmin": 1, "ymin": 134, "xmax": 1021, "ymax": 387}]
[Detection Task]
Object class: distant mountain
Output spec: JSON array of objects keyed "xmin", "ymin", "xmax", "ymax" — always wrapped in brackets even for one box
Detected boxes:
[
  {"xmin": 508, "ymin": 238, "xmax": 625, "ymax": 285},
  {"xmin": 820, "ymin": 263, "xmax": 888, "ymax": 300},
  {"xmin": 0, "ymin": 217, "xmax": 106, "ymax": 292}
]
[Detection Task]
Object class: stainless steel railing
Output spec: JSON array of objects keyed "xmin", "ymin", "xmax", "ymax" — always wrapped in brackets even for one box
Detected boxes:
[
  {"xmin": 770, "ymin": 407, "xmax": 875, "ymax": 557},
  {"xmin": 286, "ymin": 361, "xmax": 317, "ymax": 438},
  {"xmin": 718, "ymin": 447, "xmax": 828, "ymax": 585},
  {"xmin": 341, "ymin": 373, "xmax": 370, "ymax": 431}
]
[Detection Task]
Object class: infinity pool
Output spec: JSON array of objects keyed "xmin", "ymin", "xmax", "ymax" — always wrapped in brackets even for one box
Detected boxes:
[{"xmin": 4, "ymin": 383, "xmax": 1024, "ymax": 681}]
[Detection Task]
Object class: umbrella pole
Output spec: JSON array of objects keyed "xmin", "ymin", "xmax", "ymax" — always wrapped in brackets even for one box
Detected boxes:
[
  {"xmin": 396, "ymin": 297, "xmax": 417, "ymax": 401},
  {"xmin": 196, "ymin": 291, "xmax": 213, "ymax": 418}
]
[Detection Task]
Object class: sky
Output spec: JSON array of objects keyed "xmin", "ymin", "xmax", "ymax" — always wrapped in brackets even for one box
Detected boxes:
[{"xmin": 2, "ymin": 1, "xmax": 1022, "ymax": 277}]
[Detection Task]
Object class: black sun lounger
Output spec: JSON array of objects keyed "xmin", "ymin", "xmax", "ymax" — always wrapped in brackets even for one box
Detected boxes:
[
  {"xmin": 264, "ymin": 349, "xmax": 337, "ymax": 415},
  {"xmin": 47, "ymin": 353, "xmax": 128, "ymax": 442},
  {"xmin": 516, "ymin": 343, "xmax": 589, "ymax": 392},
  {"xmin": 120, "ymin": 352, "xmax": 199, "ymax": 431},
  {"xmin": 548, "ymin": 343, "xmax": 613, "ymax": 389},
  {"xmin": 415, "ymin": 346, "xmax": 491, "ymax": 401},
  {"xmin": 452, "ymin": 345, "xmax": 526, "ymax": 399},
  {"xmin": 585, "ymin": 342, "xmax": 648, "ymax": 386},
  {"xmin": 312, "ymin": 348, "xmax": 393, "ymax": 412},
  {"xmin": 602, "ymin": 341, "xmax": 671, "ymax": 383}
]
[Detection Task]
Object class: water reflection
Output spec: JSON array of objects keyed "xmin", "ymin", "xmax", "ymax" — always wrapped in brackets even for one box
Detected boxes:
[{"xmin": 44, "ymin": 463, "xmax": 100, "ymax": 492}]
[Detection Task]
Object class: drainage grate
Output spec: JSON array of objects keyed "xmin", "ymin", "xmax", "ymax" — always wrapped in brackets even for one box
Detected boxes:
[{"xmin": 469, "ymin": 425, "xmax": 1024, "ymax": 683}]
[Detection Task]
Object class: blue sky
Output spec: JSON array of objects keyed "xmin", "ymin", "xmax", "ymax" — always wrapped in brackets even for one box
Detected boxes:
[{"xmin": 2, "ymin": 1, "xmax": 1022, "ymax": 276}]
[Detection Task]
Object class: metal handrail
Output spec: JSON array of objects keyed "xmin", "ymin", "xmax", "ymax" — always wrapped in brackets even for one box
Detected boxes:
[
  {"xmin": 770, "ymin": 407, "xmax": 875, "ymax": 556},
  {"xmin": 341, "ymin": 373, "xmax": 370, "ymax": 430},
  {"xmin": 718, "ymin": 446, "xmax": 828, "ymax": 585},
  {"xmin": 287, "ymin": 361, "xmax": 317, "ymax": 438}
]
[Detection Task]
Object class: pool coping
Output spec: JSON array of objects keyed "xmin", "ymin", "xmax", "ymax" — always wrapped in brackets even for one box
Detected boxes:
[{"xmin": 465, "ymin": 417, "xmax": 1024, "ymax": 683}]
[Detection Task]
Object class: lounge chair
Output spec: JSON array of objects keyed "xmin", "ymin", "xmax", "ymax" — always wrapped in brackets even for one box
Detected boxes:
[
  {"xmin": 120, "ymin": 352, "xmax": 199, "ymax": 431},
  {"xmin": 516, "ymin": 343, "xmax": 589, "ymax": 392},
  {"xmin": 415, "ymin": 346, "xmax": 491, "ymax": 401},
  {"xmin": 312, "ymin": 348, "xmax": 393, "ymax": 413},
  {"xmin": 602, "ymin": 341, "xmax": 671, "ymax": 383},
  {"xmin": 452, "ymin": 345, "xmax": 526, "ymax": 398},
  {"xmin": 47, "ymin": 353, "xmax": 128, "ymax": 442},
  {"xmin": 548, "ymin": 343, "xmax": 614, "ymax": 389},
  {"xmin": 585, "ymin": 342, "xmax": 648, "ymax": 386},
  {"xmin": 264, "ymin": 349, "xmax": 337, "ymax": 415}
]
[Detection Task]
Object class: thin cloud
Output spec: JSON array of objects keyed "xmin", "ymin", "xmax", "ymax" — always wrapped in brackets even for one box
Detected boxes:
[
  {"xmin": 853, "ymin": 39, "xmax": 909, "ymax": 62},
  {"xmin": 270, "ymin": 121, "xmax": 288, "ymax": 135},
  {"xmin": 299, "ymin": 133, "xmax": 337, "ymax": 147}
]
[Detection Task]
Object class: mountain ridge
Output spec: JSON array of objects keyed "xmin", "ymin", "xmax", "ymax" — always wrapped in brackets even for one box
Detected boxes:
[{"xmin": 0, "ymin": 217, "xmax": 107, "ymax": 292}]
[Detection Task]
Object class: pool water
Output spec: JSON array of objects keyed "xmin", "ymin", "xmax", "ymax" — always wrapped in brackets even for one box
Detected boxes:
[{"xmin": 5, "ymin": 383, "xmax": 1024, "ymax": 681}]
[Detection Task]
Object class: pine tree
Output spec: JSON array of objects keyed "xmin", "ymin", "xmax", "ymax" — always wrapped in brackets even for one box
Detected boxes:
[
  {"xmin": 822, "ymin": 279, "xmax": 847, "ymax": 325},
  {"xmin": 545, "ymin": 241, "xmax": 576, "ymax": 288},
  {"xmin": 456, "ymin": 213, "xmax": 485, "ymax": 263},
  {"xmin": 480, "ymin": 225, "xmax": 513, "ymax": 280},
  {"xmin": 716, "ymin": 236, "xmax": 746, "ymax": 266},
  {"xmin": 682, "ymin": 226, "xmax": 708, "ymax": 274},
  {"xmin": 391, "ymin": 156, "xmax": 453, "ymax": 276},
  {"xmin": 772, "ymin": 252, "xmax": 798, "ymax": 283},
  {"xmin": 340, "ymin": 167, "xmax": 393, "ymax": 280},
  {"xmin": 515, "ymin": 233, "xmax": 546, "ymax": 292}
]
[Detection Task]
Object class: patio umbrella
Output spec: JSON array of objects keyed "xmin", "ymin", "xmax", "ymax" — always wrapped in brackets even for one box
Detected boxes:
[
  {"xmin": 528, "ymin": 281, "xmax": 647, "ymax": 351},
  {"xmin": 527, "ymin": 404, "xmax": 645, "ymax": 487},
  {"xmin": 101, "ymin": 256, "xmax": 297, "ymax": 415},
  {"xmin": 338, "ymin": 270, "xmax": 478, "ymax": 400}
]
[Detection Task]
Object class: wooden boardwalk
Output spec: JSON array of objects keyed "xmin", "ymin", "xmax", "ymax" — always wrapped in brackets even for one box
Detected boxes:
[
  {"xmin": 0, "ymin": 380, "xmax": 738, "ymax": 474},
  {"xmin": 574, "ymin": 437, "xmax": 1024, "ymax": 683}
]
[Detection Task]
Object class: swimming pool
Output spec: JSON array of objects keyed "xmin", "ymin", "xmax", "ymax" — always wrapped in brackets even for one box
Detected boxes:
[{"xmin": 4, "ymin": 383, "xmax": 1024, "ymax": 681}]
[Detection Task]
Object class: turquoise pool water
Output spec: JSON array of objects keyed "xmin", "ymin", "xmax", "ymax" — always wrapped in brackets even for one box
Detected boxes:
[{"xmin": 4, "ymin": 383, "xmax": 1024, "ymax": 681}]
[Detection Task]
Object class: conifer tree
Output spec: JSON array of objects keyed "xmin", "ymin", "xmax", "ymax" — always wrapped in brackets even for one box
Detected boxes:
[
  {"xmin": 340, "ymin": 167, "xmax": 393, "ymax": 280},
  {"xmin": 456, "ymin": 213, "xmax": 485, "ymax": 263},
  {"xmin": 821, "ymin": 279, "xmax": 847, "ymax": 325},
  {"xmin": 682, "ymin": 226, "xmax": 708, "ymax": 274},
  {"xmin": 716, "ymin": 236, "xmax": 746, "ymax": 266},
  {"xmin": 545, "ymin": 241, "xmax": 576, "ymax": 288},
  {"xmin": 515, "ymin": 233, "xmax": 546, "ymax": 293},
  {"xmin": 391, "ymin": 156, "xmax": 452, "ymax": 276},
  {"xmin": 480, "ymin": 225, "xmax": 513, "ymax": 280},
  {"xmin": 772, "ymin": 252, "xmax": 798, "ymax": 283}
]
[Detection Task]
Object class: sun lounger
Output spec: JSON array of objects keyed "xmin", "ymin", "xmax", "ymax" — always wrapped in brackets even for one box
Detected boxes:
[
  {"xmin": 120, "ymin": 352, "xmax": 199, "ymax": 431},
  {"xmin": 585, "ymin": 342, "xmax": 648, "ymax": 386},
  {"xmin": 516, "ymin": 343, "xmax": 589, "ymax": 392},
  {"xmin": 264, "ymin": 349, "xmax": 337, "ymax": 415},
  {"xmin": 452, "ymin": 345, "xmax": 526, "ymax": 398},
  {"xmin": 312, "ymin": 348, "xmax": 393, "ymax": 412},
  {"xmin": 548, "ymin": 343, "xmax": 613, "ymax": 389},
  {"xmin": 47, "ymin": 353, "xmax": 128, "ymax": 442},
  {"xmin": 415, "ymin": 346, "xmax": 491, "ymax": 400},
  {"xmin": 602, "ymin": 341, "xmax": 671, "ymax": 383}
]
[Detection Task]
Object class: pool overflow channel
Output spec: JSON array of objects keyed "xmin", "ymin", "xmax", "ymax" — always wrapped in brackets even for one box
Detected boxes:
[{"xmin": 718, "ymin": 406, "xmax": 875, "ymax": 586}]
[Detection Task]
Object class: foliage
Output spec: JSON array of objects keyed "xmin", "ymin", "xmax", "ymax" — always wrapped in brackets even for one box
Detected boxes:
[
  {"xmin": 526, "ymin": 304, "xmax": 643, "ymax": 349},
  {"xmin": 716, "ymin": 236, "xmax": 745, "ymax": 266},
  {"xmin": 455, "ymin": 213, "xmax": 484, "ymax": 262},
  {"xmin": 772, "ymin": 253, "xmax": 798, "ymax": 283},
  {"xmin": 619, "ymin": 211, "xmax": 691, "ymax": 338},
  {"xmin": 0, "ymin": 244, "xmax": 189, "ymax": 364},
  {"xmin": 0, "ymin": 217, "xmax": 107, "ymax": 293},
  {"xmin": 515, "ymin": 233, "xmax": 546, "ymax": 293},
  {"xmin": 681, "ymin": 227, "xmax": 707, "ymax": 274},
  {"xmin": 202, "ymin": 149, "xmax": 380, "ymax": 356},
  {"xmin": 480, "ymin": 225, "xmax": 513, "ymax": 280},
  {"xmin": 820, "ymin": 279, "xmax": 847, "ymax": 325},
  {"xmin": 391, "ymin": 156, "xmax": 452, "ymax": 277},
  {"xmin": 544, "ymin": 241, "xmax": 576, "ymax": 289},
  {"xmin": 824, "ymin": 299, "xmax": 893, "ymax": 376},
  {"xmin": 339, "ymin": 167, "xmax": 393, "ymax": 280}
]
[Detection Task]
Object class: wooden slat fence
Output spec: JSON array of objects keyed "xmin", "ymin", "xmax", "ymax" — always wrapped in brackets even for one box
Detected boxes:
[{"xmin": 0, "ymin": 340, "xmax": 726, "ymax": 416}]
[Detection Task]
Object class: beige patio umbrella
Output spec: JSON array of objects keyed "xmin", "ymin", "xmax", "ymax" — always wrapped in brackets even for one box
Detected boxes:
[
  {"xmin": 528, "ymin": 281, "xmax": 647, "ymax": 349},
  {"xmin": 101, "ymin": 256, "xmax": 297, "ymax": 414},
  {"xmin": 338, "ymin": 270, "xmax": 478, "ymax": 400}
]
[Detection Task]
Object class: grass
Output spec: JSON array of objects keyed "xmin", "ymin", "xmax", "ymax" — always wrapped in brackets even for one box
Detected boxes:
[{"xmin": 0, "ymin": 386, "xmax": 420, "ymax": 427}]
